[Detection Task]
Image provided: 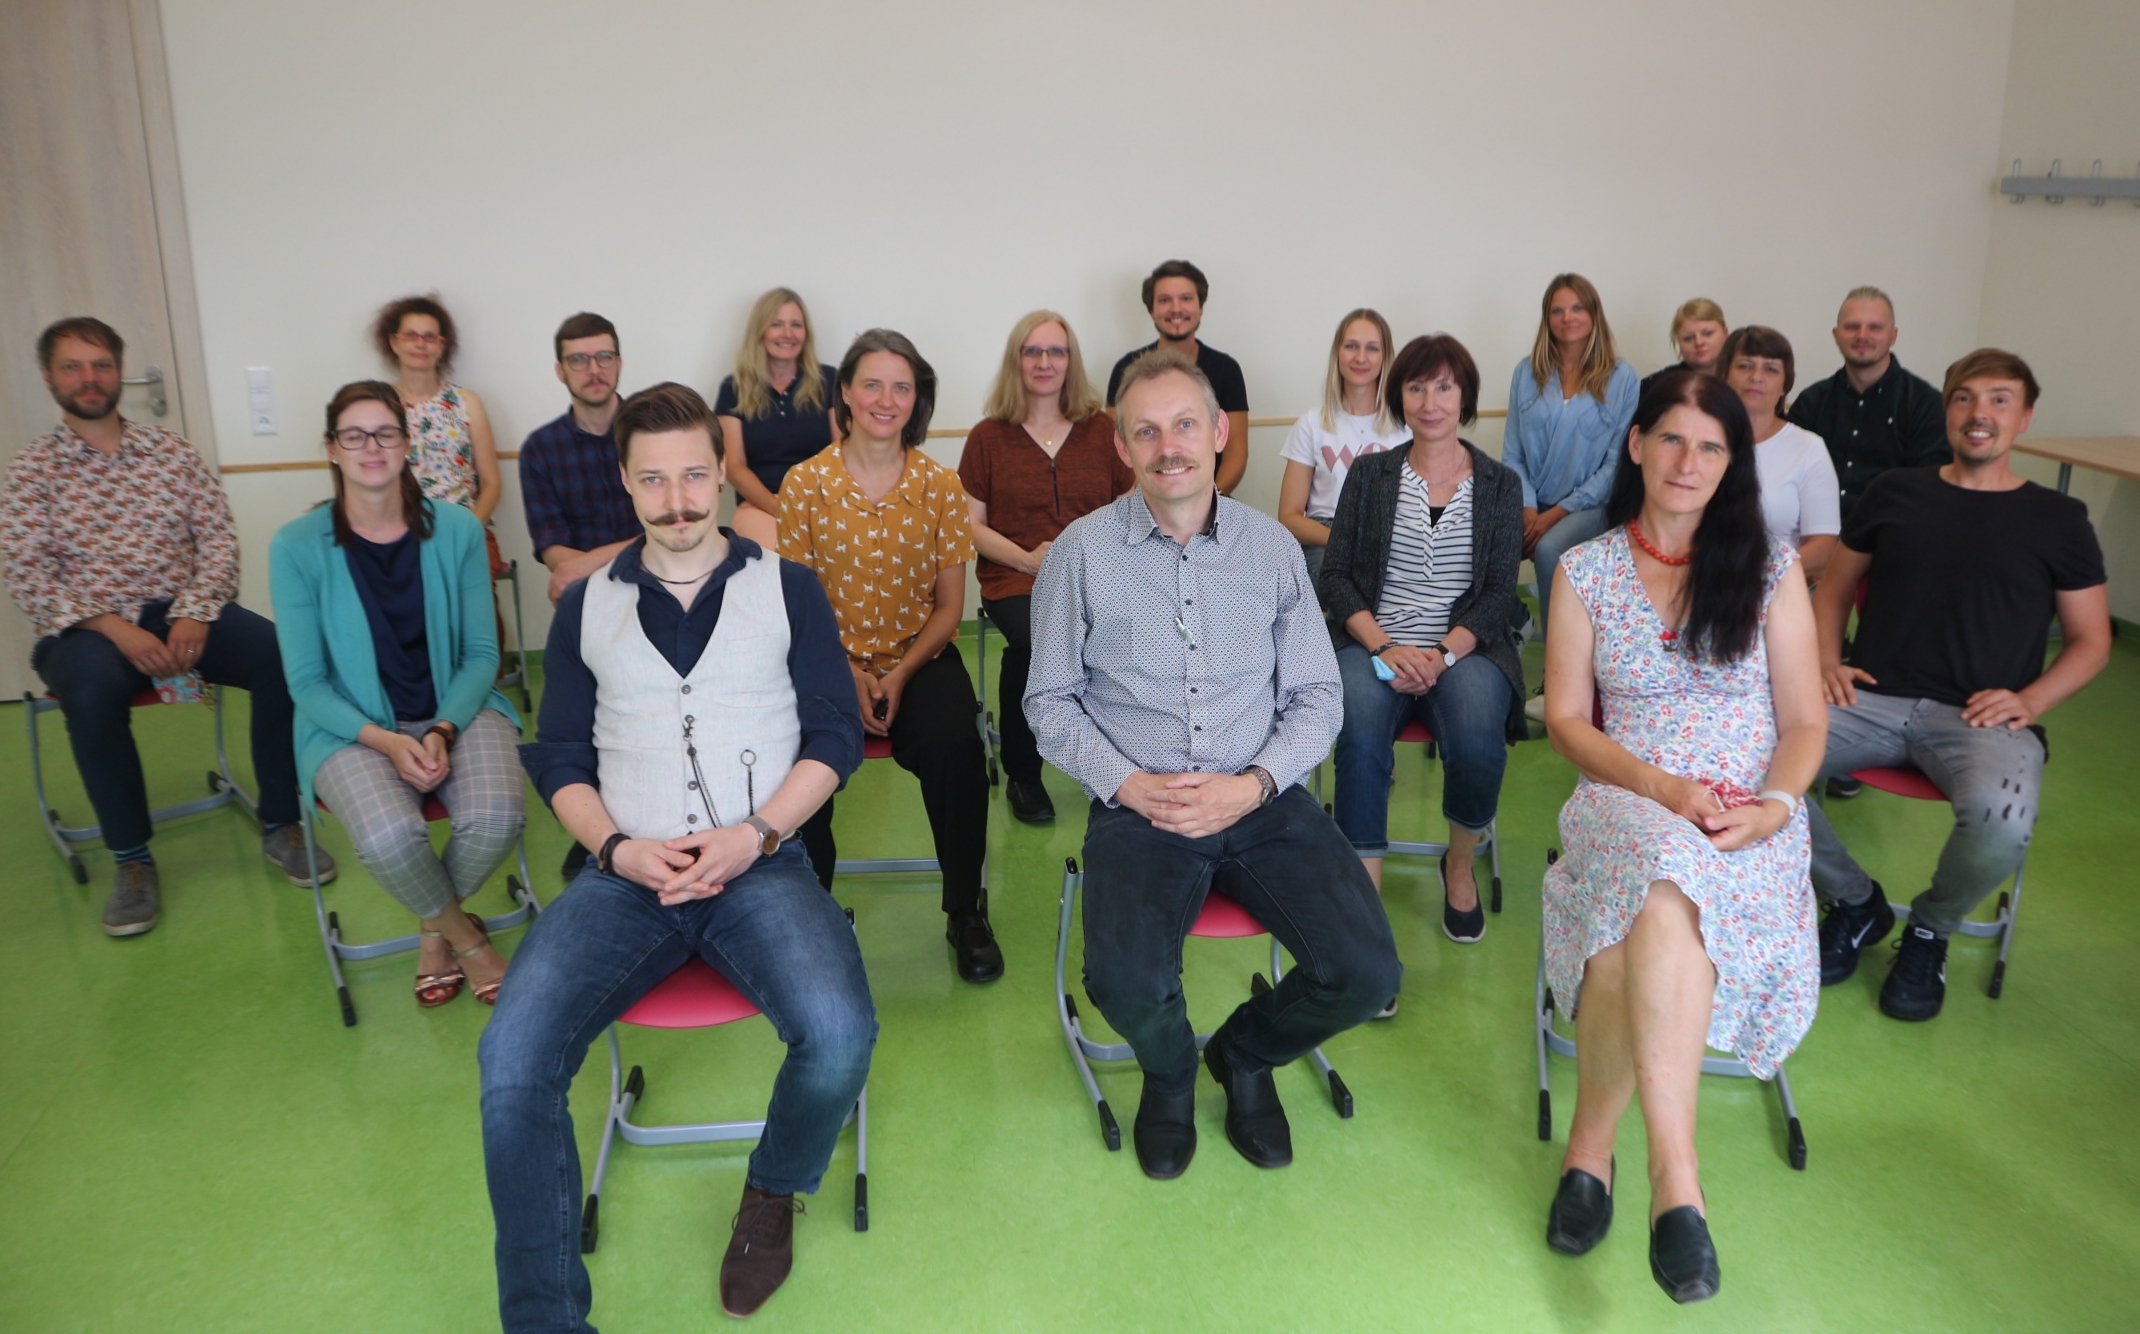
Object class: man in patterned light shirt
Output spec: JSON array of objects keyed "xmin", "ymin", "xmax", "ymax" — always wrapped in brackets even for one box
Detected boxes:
[
  {"xmin": 1025, "ymin": 348, "xmax": 1401, "ymax": 1181},
  {"xmin": 2, "ymin": 317, "xmax": 328, "ymax": 938}
]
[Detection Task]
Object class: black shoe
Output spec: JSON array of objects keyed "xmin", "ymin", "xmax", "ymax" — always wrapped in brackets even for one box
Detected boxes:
[
  {"xmin": 1879, "ymin": 924, "xmax": 1948, "ymax": 1021},
  {"xmin": 1825, "ymin": 774, "xmax": 1863, "ymax": 799},
  {"xmin": 1202, "ymin": 1030, "xmax": 1292, "ymax": 1168},
  {"xmin": 1545, "ymin": 1158, "xmax": 1614, "ymax": 1256},
  {"xmin": 1649, "ymin": 1205, "xmax": 1721, "ymax": 1303},
  {"xmin": 946, "ymin": 897, "xmax": 1004, "ymax": 983},
  {"xmin": 1817, "ymin": 881, "xmax": 1894, "ymax": 985},
  {"xmin": 1132, "ymin": 1084, "xmax": 1197, "ymax": 1179},
  {"xmin": 1005, "ymin": 777, "xmax": 1055, "ymax": 824},
  {"xmin": 1440, "ymin": 852, "xmax": 1485, "ymax": 943},
  {"xmin": 560, "ymin": 842, "xmax": 590, "ymax": 885}
]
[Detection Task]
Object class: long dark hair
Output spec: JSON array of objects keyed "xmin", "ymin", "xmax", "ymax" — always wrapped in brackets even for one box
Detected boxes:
[
  {"xmin": 1602, "ymin": 369, "xmax": 1767, "ymax": 662},
  {"xmin": 324, "ymin": 380, "xmax": 433, "ymax": 547}
]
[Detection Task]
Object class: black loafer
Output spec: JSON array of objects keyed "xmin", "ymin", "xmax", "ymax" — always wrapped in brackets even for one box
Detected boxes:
[
  {"xmin": 1132, "ymin": 1085, "xmax": 1197, "ymax": 1179},
  {"xmin": 1440, "ymin": 852, "xmax": 1485, "ymax": 943},
  {"xmin": 1006, "ymin": 778, "xmax": 1056, "ymax": 825},
  {"xmin": 1545, "ymin": 1158, "xmax": 1613, "ymax": 1256},
  {"xmin": 1649, "ymin": 1205, "xmax": 1721, "ymax": 1304},
  {"xmin": 1203, "ymin": 1031, "xmax": 1292, "ymax": 1168},
  {"xmin": 946, "ymin": 901, "xmax": 1004, "ymax": 983}
]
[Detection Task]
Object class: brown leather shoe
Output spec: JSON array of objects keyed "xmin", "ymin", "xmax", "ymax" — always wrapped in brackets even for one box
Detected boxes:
[{"xmin": 719, "ymin": 1184, "xmax": 802, "ymax": 1318}]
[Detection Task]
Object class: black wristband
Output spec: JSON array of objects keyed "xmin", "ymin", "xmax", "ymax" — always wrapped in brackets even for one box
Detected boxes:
[
  {"xmin": 1370, "ymin": 642, "xmax": 1397, "ymax": 658},
  {"xmin": 596, "ymin": 831, "xmax": 628, "ymax": 876}
]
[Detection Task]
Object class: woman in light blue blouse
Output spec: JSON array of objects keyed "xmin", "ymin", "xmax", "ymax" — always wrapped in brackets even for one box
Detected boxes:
[{"xmin": 1503, "ymin": 272, "xmax": 1639, "ymax": 639}]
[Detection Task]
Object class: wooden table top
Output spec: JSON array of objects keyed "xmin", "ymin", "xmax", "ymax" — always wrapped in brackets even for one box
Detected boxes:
[{"xmin": 2015, "ymin": 436, "xmax": 2140, "ymax": 483}]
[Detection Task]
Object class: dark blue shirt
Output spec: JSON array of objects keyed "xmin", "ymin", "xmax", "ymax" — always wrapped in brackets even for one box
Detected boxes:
[
  {"xmin": 343, "ymin": 530, "xmax": 436, "ymax": 721},
  {"xmin": 520, "ymin": 533, "xmax": 864, "ymax": 804},
  {"xmin": 518, "ymin": 409, "xmax": 639, "ymax": 559},
  {"xmin": 713, "ymin": 368, "xmax": 838, "ymax": 498}
]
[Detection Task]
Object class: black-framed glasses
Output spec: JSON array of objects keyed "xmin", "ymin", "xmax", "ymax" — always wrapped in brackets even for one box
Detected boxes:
[
  {"xmin": 332, "ymin": 425, "xmax": 409, "ymax": 451},
  {"xmin": 562, "ymin": 351, "xmax": 620, "ymax": 370}
]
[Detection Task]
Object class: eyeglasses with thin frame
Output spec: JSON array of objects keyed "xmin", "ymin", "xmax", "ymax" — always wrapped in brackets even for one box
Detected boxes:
[
  {"xmin": 1020, "ymin": 345, "xmax": 1070, "ymax": 363},
  {"xmin": 395, "ymin": 330, "xmax": 444, "ymax": 345},
  {"xmin": 332, "ymin": 425, "xmax": 409, "ymax": 452},
  {"xmin": 562, "ymin": 351, "xmax": 619, "ymax": 371}
]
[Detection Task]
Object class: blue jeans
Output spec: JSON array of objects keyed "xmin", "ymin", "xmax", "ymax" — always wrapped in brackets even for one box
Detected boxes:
[
  {"xmin": 1331, "ymin": 643, "xmax": 1514, "ymax": 850},
  {"xmin": 479, "ymin": 844, "xmax": 876, "ymax": 1334},
  {"xmin": 1531, "ymin": 506, "xmax": 1609, "ymax": 634},
  {"xmin": 1080, "ymin": 787, "xmax": 1401, "ymax": 1095},
  {"xmin": 31, "ymin": 599, "xmax": 302, "ymax": 847},
  {"xmin": 1807, "ymin": 692, "xmax": 2046, "ymax": 938}
]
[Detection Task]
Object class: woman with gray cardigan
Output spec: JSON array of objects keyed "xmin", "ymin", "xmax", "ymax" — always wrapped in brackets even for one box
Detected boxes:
[{"xmin": 1320, "ymin": 334, "xmax": 1527, "ymax": 943}]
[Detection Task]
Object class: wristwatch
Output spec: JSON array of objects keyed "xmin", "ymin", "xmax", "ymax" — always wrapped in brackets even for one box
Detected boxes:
[
  {"xmin": 1429, "ymin": 640, "xmax": 1453, "ymax": 663},
  {"xmin": 1245, "ymin": 765, "xmax": 1278, "ymax": 807},
  {"xmin": 742, "ymin": 815, "xmax": 782, "ymax": 857}
]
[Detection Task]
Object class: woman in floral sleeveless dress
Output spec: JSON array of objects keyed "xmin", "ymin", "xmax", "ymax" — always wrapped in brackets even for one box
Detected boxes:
[
  {"xmin": 373, "ymin": 295, "xmax": 504, "ymax": 573},
  {"xmin": 1536, "ymin": 370, "xmax": 1826, "ymax": 1304}
]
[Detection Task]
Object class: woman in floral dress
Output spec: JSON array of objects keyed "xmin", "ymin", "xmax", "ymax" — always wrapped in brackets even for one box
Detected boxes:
[
  {"xmin": 373, "ymin": 294, "xmax": 504, "ymax": 571},
  {"xmin": 1537, "ymin": 369, "xmax": 1826, "ymax": 1304}
]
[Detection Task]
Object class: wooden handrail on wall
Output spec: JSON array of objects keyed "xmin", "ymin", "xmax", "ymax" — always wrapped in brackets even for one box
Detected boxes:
[{"xmin": 217, "ymin": 407, "xmax": 1510, "ymax": 473}]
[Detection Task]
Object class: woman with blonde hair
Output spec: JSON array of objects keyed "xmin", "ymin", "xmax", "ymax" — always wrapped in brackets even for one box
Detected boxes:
[
  {"xmin": 1278, "ymin": 309, "xmax": 1412, "ymax": 590},
  {"xmin": 1503, "ymin": 272, "xmax": 1640, "ymax": 641},
  {"xmin": 959, "ymin": 310, "xmax": 1129, "ymax": 824},
  {"xmin": 1641, "ymin": 298, "xmax": 1730, "ymax": 399},
  {"xmin": 715, "ymin": 287, "xmax": 838, "ymax": 547}
]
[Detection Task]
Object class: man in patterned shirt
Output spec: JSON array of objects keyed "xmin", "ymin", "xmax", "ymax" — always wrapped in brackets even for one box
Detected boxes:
[
  {"xmin": 1025, "ymin": 348, "xmax": 1401, "ymax": 1180},
  {"xmin": 2, "ymin": 318, "xmax": 329, "ymax": 937}
]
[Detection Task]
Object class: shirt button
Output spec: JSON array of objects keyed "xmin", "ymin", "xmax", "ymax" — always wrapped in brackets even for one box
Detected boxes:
[
  {"xmin": 1194, "ymin": 725, "xmax": 1202, "ymax": 732},
  {"xmin": 685, "ymin": 715, "xmax": 695, "ymax": 724},
  {"xmin": 688, "ymin": 781, "xmax": 699, "ymax": 791},
  {"xmin": 687, "ymin": 813, "xmax": 698, "ymax": 823},
  {"xmin": 1190, "ymin": 765, "xmax": 1201, "ymax": 771},
  {"xmin": 1190, "ymin": 687, "xmax": 1198, "ymax": 694},
  {"xmin": 681, "ymin": 684, "xmax": 692, "ymax": 694}
]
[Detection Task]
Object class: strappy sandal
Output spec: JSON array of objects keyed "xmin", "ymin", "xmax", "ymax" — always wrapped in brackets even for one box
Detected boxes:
[
  {"xmin": 456, "ymin": 939, "xmax": 507, "ymax": 1006},
  {"xmin": 415, "ymin": 928, "xmax": 466, "ymax": 1007}
]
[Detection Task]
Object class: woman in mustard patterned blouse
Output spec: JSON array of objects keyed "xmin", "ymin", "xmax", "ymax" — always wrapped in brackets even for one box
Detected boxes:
[{"xmin": 777, "ymin": 329, "xmax": 1000, "ymax": 983}]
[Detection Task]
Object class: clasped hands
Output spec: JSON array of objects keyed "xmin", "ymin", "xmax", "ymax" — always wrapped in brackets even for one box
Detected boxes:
[
  {"xmin": 612, "ymin": 824, "xmax": 764, "ymax": 905},
  {"xmin": 1114, "ymin": 770, "xmax": 1264, "ymax": 839},
  {"xmin": 1378, "ymin": 644, "xmax": 1446, "ymax": 695},
  {"xmin": 1650, "ymin": 773, "xmax": 1790, "ymax": 851}
]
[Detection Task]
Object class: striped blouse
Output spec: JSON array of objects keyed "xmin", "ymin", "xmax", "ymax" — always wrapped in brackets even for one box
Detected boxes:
[{"xmin": 1375, "ymin": 464, "xmax": 1474, "ymax": 646}]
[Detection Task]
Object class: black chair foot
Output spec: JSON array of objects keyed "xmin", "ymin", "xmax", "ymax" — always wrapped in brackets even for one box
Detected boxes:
[
  {"xmin": 1328, "ymin": 1070, "xmax": 1354, "ymax": 1118},
  {"xmin": 580, "ymin": 1194, "xmax": 600, "ymax": 1253},
  {"xmin": 1097, "ymin": 1100, "xmax": 1121, "ymax": 1151},
  {"xmin": 1989, "ymin": 961, "xmax": 2006, "ymax": 1000},
  {"xmin": 1250, "ymin": 971, "xmax": 1272, "ymax": 998},
  {"xmin": 1490, "ymin": 876, "xmax": 1504, "ymax": 913},
  {"xmin": 337, "ymin": 984, "xmax": 356, "ymax": 1028},
  {"xmin": 625, "ymin": 1065, "xmax": 645, "ymax": 1100},
  {"xmin": 67, "ymin": 854, "xmax": 87, "ymax": 885},
  {"xmin": 1787, "ymin": 1117, "xmax": 1807, "ymax": 1171},
  {"xmin": 854, "ymin": 1172, "xmax": 869, "ymax": 1232},
  {"xmin": 1538, "ymin": 1089, "xmax": 1552, "ymax": 1141}
]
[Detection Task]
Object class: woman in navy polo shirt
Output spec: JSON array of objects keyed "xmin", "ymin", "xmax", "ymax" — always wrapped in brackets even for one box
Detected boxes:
[{"xmin": 716, "ymin": 287, "xmax": 839, "ymax": 548}]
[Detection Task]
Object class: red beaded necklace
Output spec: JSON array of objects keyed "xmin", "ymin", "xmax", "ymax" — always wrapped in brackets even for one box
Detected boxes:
[{"xmin": 1627, "ymin": 518, "xmax": 1692, "ymax": 567}]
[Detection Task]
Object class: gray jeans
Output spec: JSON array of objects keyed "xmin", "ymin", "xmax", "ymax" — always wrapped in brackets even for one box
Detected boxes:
[
  {"xmin": 312, "ymin": 709, "xmax": 526, "ymax": 920},
  {"xmin": 1807, "ymin": 692, "xmax": 2044, "ymax": 937}
]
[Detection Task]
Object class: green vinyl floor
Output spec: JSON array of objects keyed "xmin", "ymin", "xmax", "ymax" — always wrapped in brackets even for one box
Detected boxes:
[{"xmin": 2, "ymin": 630, "xmax": 2138, "ymax": 1333}]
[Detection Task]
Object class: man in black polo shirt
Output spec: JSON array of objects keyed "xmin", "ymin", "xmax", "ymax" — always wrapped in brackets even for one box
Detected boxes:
[
  {"xmin": 1106, "ymin": 259, "xmax": 1251, "ymax": 494},
  {"xmin": 1787, "ymin": 286, "xmax": 1949, "ymax": 521},
  {"xmin": 1806, "ymin": 348, "xmax": 2109, "ymax": 1022}
]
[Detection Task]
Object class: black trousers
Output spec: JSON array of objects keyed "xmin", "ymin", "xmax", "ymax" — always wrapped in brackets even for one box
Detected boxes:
[
  {"xmin": 980, "ymin": 595, "xmax": 1043, "ymax": 785},
  {"xmin": 798, "ymin": 651, "xmax": 989, "ymax": 915}
]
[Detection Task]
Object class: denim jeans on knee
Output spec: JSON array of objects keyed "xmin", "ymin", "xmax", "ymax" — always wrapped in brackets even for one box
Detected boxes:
[
  {"xmin": 1806, "ymin": 691, "xmax": 2045, "ymax": 937},
  {"xmin": 1531, "ymin": 507, "xmax": 1609, "ymax": 634},
  {"xmin": 1332, "ymin": 642, "xmax": 1513, "ymax": 852},
  {"xmin": 479, "ymin": 844, "xmax": 875, "ymax": 1333}
]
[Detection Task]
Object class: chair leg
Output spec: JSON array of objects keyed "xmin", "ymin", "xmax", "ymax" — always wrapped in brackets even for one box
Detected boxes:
[
  {"xmin": 303, "ymin": 808, "xmax": 356, "ymax": 1027},
  {"xmin": 1258, "ymin": 939, "xmax": 1353, "ymax": 1118},
  {"xmin": 853, "ymin": 1084, "xmax": 870, "ymax": 1232},
  {"xmin": 1055, "ymin": 862, "xmax": 1121, "ymax": 1149}
]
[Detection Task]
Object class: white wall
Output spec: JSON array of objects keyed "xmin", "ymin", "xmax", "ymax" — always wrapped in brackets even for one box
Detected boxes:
[
  {"xmin": 1979, "ymin": 0, "xmax": 2140, "ymax": 620},
  {"xmin": 157, "ymin": 0, "xmax": 2017, "ymax": 650}
]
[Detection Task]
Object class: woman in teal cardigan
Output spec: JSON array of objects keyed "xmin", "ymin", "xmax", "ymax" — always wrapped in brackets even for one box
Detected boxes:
[{"xmin": 271, "ymin": 381, "xmax": 524, "ymax": 1007}]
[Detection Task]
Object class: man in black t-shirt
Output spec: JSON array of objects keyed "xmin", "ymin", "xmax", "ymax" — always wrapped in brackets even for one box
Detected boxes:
[
  {"xmin": 1106, "ymin": 259, "xmax": 1251, "ymax": 494},
  {"xmin": 1806, "ymin": 349, "xmax": 2110, "ymax": 1022}
]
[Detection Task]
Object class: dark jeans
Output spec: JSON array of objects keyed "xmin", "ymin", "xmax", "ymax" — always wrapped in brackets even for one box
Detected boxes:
[
  {"xmin": 1080, "ymin": 786, "xmax": 1402, "ymax": 1095},
  {"xmin": 31, "ymin": 600, "xmax": 301, "ymax": 847},
  {"xmin": 798, "ymin": 650, "xmax": 989, "ymax": 915},
  {"xmin": 1331, "ymin": 642, "xmax": 1514, "ymax": 850},
  {"xmin": 479, "ymin": 845, "xmax": 876, "ymax": 1334},
  {"xmin": 980, "ymin": 594, "xmax": 1042, "ymax": 784}
]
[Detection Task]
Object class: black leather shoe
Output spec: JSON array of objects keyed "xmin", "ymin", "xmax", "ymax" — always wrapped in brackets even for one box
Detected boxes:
[
  {"xmin": 1545, "ymin": 1158, "xmax": 1613, "ymax": 1256},
  {"xmin": 1440, "ymin": 852, "xmax": 1485, "ymax": 943},
  {"xmin": 1006, "ymin": 778, "xmax": 1055, "ymax": 824},
  {"xmin": 1203, "ymin": 1031, "xmax": 1292, "ymax": 1168},
  {"xmin": 1649, "ymin": 1205, "xmax": 1721, "ymax": 1303},
  {"xmin": 1132, "ymin": 1085, "xmax": 1197, "ymax": 1179},
  {"xmin": 946, "ymin": 899, "xmax": 1004, "ymax": 983}
]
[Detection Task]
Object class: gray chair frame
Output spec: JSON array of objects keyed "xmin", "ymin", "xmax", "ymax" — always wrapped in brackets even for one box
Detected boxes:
[
  {"xmin": 972, "ymin": 606, "xmax": 1002, "ymax": 785},
  {"xmin": 495, "ymin": 558, "xmax": 533, "ymax": 715},
  {"xmin": 1311, "ymin": 724, "xmax": 1507, "ymax": 912},
  {"xmin": 1053, "ymin": 858, "xmax": 1353, "ymax": 1152},
  {"xmin": 25, "ymin": 685, "xmax": 258, "ymax": 884},
  {"xmin": 1534, "ymin": 849, "xmax": 1806, "ymax": 1170}
]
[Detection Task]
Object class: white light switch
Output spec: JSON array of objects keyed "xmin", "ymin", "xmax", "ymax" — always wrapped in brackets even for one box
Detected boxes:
[{"xmin": 246, "ymin": 366, "xmax": 277, "ymax": 436}]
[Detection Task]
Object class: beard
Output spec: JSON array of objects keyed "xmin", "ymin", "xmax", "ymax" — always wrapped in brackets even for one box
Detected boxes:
[
  {"xmin": 55, "ymin": 385, "xmax": 118, "ymax": 420},
  {"xmin": 569, "ymin": 382, "xmax": 614, "ymax": 409}
]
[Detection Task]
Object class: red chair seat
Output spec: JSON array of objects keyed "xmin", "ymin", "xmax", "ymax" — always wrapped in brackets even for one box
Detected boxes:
[
  {"xmin": 862, "ymin": 736, "xmax": 894, "ymax": 761},
  {"xmin": 1397, "ymin": 719, "xmax": 1434, "ymax": 744},
  {"xmin": 44, "ymin": 689, "xmax": 168, "ymax": 708},
  {"xmin": 1852, "ymin": 766, "xmax": 1945, "ymax": 802},
  {"xmin": 617, "ymin": 957, "xmax": 763, "ymax": 1029},
  {"xmin": 1190, "ymin": 891, "xmax": 1264, "ymax": 939},
  {"xmin": 315, "ymin": 794, "xmax": 450, "ymax": 821}
]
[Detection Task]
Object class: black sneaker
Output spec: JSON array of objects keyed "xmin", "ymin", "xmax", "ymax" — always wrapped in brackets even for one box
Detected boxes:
[
  {"xmin": 1818, "ymin": 881, "xmax": 1895, "ymax": 985},
  {"xmin": 1880, "ymin": 926, "xmax": 1948, "ymax": 1021},
  {"xmin": 1825, "ymin": 775, "xmax": 1862, "ymax": 799},
  {"xmin": 1005, "ymin": 778, "xmax": 1055, "ymax": 825}
]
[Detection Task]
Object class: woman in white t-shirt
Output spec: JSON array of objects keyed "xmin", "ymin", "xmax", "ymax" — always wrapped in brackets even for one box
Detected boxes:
[
  {"xmin": 1278, "ymin": 308, "xmax": 1412, "ymax": 590},
  {"xmin": 1722, "ymin": 325, "xmax": 1840, "ymax": 583}
]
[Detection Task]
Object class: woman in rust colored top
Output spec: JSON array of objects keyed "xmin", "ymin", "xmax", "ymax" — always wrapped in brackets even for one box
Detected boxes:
[{"xmin": 959, "ymin": 309, "xmax": 1131, "ymax": 824}]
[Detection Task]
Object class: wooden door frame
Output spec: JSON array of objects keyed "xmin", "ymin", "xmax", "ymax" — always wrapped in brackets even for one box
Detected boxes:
[{"xmin": 126, "ymin": 0, "xmax": 216, "ymax": 463}]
